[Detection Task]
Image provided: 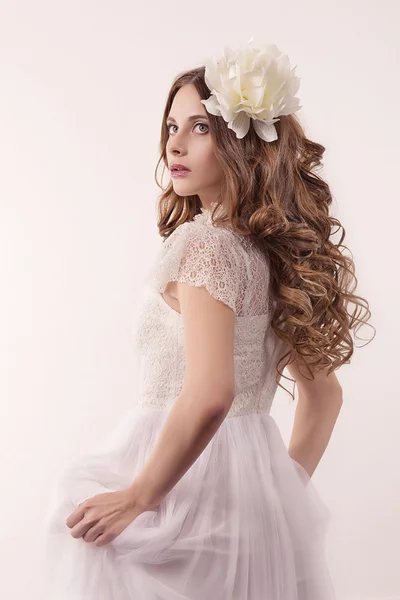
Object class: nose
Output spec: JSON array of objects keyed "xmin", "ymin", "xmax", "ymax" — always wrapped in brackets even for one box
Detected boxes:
[
  {"xmin": 167, "ymin": 131, "xmax": 188, "ymax": 157},
  {"xmin": 169, "ymin": 144, "xmax": 187, "ymax": 157}
]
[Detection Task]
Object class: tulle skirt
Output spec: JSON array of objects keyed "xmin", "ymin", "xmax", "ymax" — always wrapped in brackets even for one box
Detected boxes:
[{"xmin": 43, "ymin": 407, "xmax": 336, "ymax": 599}]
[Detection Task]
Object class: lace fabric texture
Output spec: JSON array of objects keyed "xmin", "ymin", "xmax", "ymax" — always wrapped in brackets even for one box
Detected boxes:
[
  {"xmin": 146, "ymin": 210, "xmax": 273, "ymax": 317},
  {"xmin": 136, "ymin": 209, "xmax": 286, "ymax": 418}
]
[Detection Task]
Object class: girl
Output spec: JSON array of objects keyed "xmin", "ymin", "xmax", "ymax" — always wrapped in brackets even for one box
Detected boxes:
[{"xmin": 44, "ymin": 39, "xmax": 374, "ymax": 599}]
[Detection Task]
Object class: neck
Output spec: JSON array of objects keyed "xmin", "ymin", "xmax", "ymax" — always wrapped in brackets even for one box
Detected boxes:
[{"xmin": 201, "ymin": 201, "xmax": 221, "ymax": 213}]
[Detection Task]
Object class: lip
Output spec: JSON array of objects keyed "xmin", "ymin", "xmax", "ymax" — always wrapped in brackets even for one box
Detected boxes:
[
  {"xmin": 170, "ymin": 163, "xmax": 191, "ymax": 174},
  {"xmin": 171, "ymin": 169, "xmax": 191, "ymax": 178}
]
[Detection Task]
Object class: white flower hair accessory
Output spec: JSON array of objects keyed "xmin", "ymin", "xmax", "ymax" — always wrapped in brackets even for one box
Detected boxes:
[{"xmin": 201, "ymin": 37, "xmax": 302, "ymax": 142}]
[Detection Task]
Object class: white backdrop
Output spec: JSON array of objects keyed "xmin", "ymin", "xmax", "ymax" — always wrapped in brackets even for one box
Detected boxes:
[{"xmin": 1, "ymin": 1, "xmax": 399, "ymax": 599}]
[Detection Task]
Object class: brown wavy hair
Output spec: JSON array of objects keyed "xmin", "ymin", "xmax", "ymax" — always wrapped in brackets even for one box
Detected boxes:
[{"xmin": 153, "ymin": 66, "xmax": 375, "ymax": 400}]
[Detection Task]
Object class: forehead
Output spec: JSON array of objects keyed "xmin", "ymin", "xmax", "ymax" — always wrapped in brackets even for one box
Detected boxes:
[{"xmin": 168, "ymin": 84, "xmax": 209, "ymax": 121}]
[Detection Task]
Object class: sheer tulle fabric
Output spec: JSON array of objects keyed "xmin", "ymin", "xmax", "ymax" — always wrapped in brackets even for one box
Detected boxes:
[{"xmin": 43, "ymin": 407, "xmax": 335, "ymax": 599}]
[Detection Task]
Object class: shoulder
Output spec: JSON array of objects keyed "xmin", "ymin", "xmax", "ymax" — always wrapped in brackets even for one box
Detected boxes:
[
  {"xmin": 146, "ymin": 220, "xmax": 248, "ymax": 315},
  {"xmin": 168, "ymin": 220, "xmax": 251, "ymax": 277},
  {"xmin": 172, "ymin": 219, "xmax": 245, "ymax": 270},
  {"xmin": 165, "ymin": 219, "xmax": 247, "ymax": 259}
]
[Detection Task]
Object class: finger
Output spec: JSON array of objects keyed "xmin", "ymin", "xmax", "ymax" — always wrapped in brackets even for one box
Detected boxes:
[
  {"xmin": 94, "ymin": 533, "xmax": 110, "ymax": 547},
  {"xmin": 83, "ymin": 525, "xmax": 103, "ymax": 544},
  {"xmin": 65, "ymin": 504, "xmax": 87, "ymax": 529},
  {"xmin": 70, "ymin": 517, "xmax": 94, "ymax": 539}
]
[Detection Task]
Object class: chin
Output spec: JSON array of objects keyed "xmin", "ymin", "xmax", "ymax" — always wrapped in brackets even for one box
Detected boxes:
[{"xmin": 172, "ymin": 183, "xmax": 198, "ymax": 196}]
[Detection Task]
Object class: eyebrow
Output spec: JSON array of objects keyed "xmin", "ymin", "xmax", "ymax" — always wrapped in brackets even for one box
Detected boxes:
[{"xmin": 166, "ymin": 114, "xmax": 209, "ymax": 123}]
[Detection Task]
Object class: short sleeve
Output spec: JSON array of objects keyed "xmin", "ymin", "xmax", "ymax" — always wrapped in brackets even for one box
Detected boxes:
[{"xmin": 145, "ymin": 222, "xmax": 245, "ymax": 314}]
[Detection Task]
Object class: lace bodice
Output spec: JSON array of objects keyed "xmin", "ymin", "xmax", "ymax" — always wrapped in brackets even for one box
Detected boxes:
[{"xmin": 131, "ymin": 204, "xmax": 286, "ymax": 418}]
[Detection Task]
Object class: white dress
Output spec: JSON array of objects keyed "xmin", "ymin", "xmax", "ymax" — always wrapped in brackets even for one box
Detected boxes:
[{"xmin": 43, "ymin": 205, "xmax": 336, "ymax": 599}]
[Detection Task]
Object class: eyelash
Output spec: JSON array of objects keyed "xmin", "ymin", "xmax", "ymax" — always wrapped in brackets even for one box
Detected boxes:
[{"xmin": 167, "ymin": 122, "xmax": 209, "ymax": 135}]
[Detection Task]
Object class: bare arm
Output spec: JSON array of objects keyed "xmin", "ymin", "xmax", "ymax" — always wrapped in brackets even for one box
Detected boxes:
[
  {"xmin": 129, "ymin": 282, "xmax": 236, "ymax": 510},
  {"xmin": 286, "ymin": 360, "xmax": 343, "ymax": 478}
]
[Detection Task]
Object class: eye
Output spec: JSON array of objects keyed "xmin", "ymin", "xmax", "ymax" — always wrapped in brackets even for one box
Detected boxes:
[
  {"xmin": 194, "ymin": 122, "xmax": 209, "ymax": 133},
  {"xmin": 166, "ymin": 122, "xmax": 209, "ymax": 135}
]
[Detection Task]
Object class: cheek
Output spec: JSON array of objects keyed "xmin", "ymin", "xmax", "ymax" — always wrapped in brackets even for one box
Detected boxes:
[{"xmin": 197, "ymin": 144, "xmax": 223, "ymax": 178}]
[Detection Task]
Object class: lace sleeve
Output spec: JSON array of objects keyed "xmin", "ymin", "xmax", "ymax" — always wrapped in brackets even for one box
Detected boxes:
[{"xmin": 146, "ymin": 222, "xmax": 244, "ymax": 314}]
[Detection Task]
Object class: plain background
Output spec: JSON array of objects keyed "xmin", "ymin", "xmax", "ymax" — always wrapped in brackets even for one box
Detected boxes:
[{"xmin": 1, "ymin": 1, "xmax": 399, "ymax": 598}]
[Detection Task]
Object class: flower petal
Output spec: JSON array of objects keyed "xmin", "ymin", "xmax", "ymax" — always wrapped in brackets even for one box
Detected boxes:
[
  {"xmin": 203, "ymin": 59, "xmax": 223, "ymax": 93},
  {"xmin": 252, "ymin": 119, "xmax": 278, "ymax": 142},
  {"xmin": 228, "ymin": 112, "xmax": 250, "ymax": 139},
  {"xmin": 201, "ymin": 95, "xmax": 221, "ymax": 117}
]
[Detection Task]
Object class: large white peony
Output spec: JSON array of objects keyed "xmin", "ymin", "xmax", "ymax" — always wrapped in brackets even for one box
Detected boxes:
[{"xmin": 201, "ymin": 37, "xmax": 302, "ymax": 142}]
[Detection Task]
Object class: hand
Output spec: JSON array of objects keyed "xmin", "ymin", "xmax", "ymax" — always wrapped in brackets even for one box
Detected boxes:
[{"xmin": 65, "ymin": 487, "xmax": 150, "ymax": 547}]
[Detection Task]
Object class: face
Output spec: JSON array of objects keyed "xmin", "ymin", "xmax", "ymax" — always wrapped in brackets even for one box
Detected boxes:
[{"xmin": 166, "ymin": 84, "xmax": 224, "ymax": 207}]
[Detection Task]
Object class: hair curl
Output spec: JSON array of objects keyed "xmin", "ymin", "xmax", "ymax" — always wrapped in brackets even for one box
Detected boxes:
[{"xmin": 153, "ymin": 67, "xmax": 375, "ymax": 400}]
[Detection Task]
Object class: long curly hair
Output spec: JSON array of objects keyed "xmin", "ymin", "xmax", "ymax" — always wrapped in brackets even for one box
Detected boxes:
[{"xmin": 153, "ymin": 67, "xmax": 375, "ymax": 400}]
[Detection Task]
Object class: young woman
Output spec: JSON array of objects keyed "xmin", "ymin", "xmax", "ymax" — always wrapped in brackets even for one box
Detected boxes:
[{"xmin": 44, "ymin": 40, "xmax": 374, "ymax": 599}]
